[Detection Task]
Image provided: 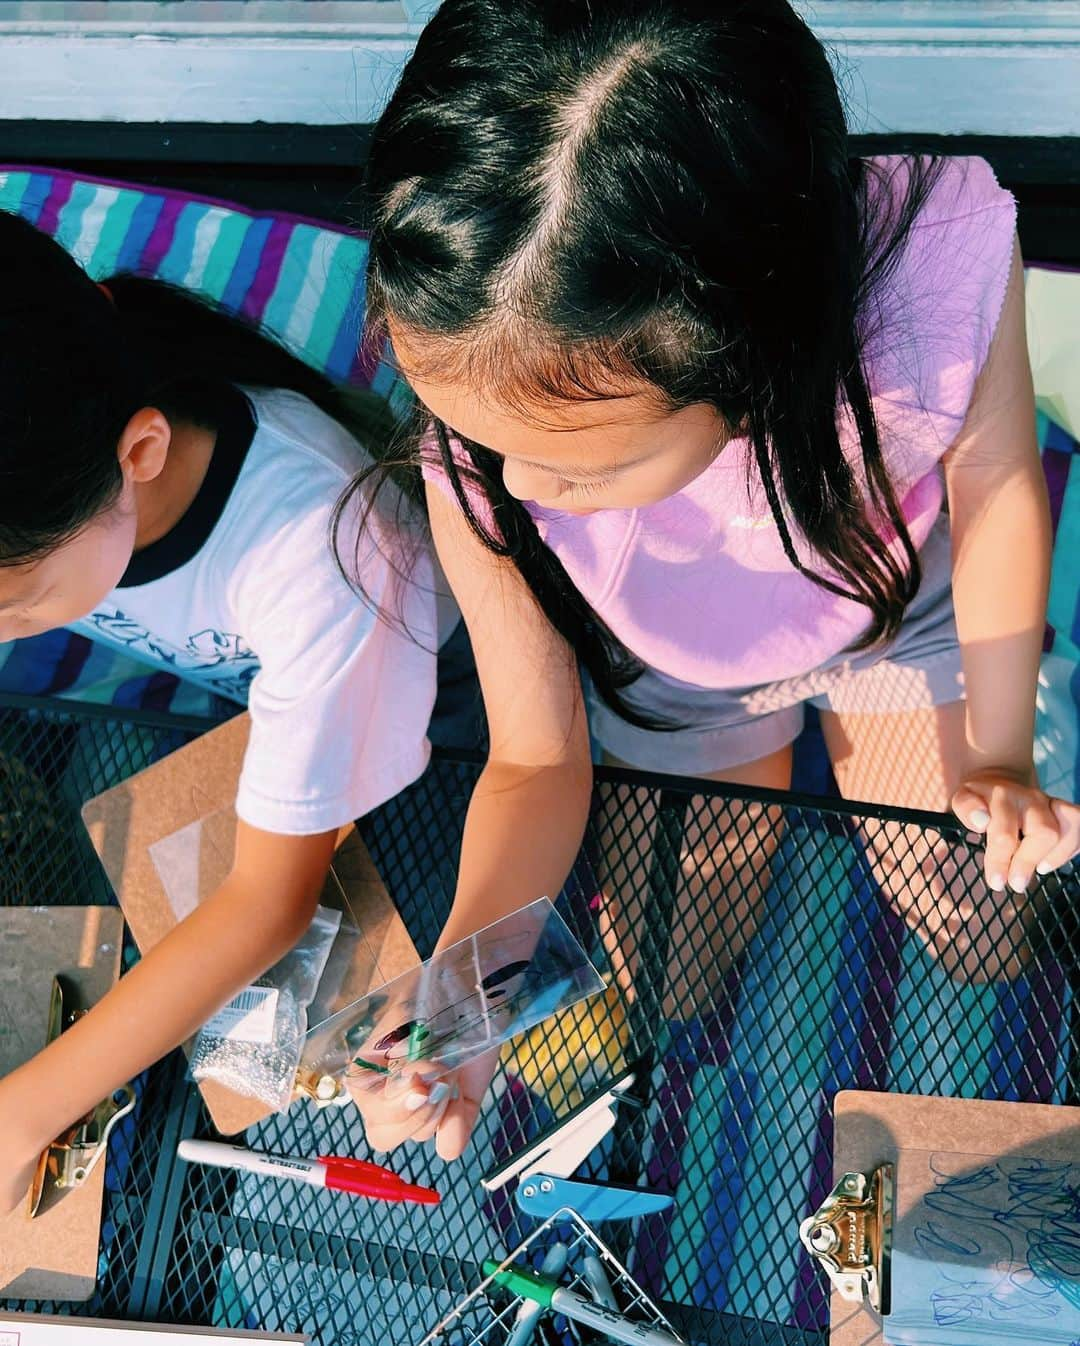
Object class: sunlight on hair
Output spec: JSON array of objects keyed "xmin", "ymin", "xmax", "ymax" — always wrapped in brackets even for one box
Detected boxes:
[{"xmin": 491, "ymin": 39, "xmax": 658, "ymax": 310}]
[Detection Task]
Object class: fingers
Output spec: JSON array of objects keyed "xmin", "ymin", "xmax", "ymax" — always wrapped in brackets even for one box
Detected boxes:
[
  {"xmin": 981, "ymin": 785, "xmax": 1020, "ymax": 892},
  {"xmin": 953, "ymin": 778, "xmax": 1080, "ymax": 893},
  {"xmin": 952, "ymin": 784, "xmax": 992, "ymax": 834},
  {"xmin": 433, "ymin": 1049, "xmax": 500, "ymax": 1160},
  {"xmin": 345, "ymin": 1066, "xmax": 453, "ymax": 1154},
  {"xmin": 1005, "ymin": 796, "xmax": 1060, "ymax": 892},
  {"xmin": 435, "ymin": 1089, "xmax": 483, "ymax": 1161},
  {"xmin": 1035, "ymin": 798, "xmax": 1080, "ymax": 876}
]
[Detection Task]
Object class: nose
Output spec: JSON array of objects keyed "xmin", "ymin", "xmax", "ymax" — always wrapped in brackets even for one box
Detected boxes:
[{"xmin": 501, "ymin": 458, "xmax": 554, "ymax": 502}]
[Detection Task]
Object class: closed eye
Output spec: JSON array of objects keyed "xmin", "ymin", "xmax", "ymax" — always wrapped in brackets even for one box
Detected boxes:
[
  {"xmin": 562, "ymin": 472, "xmax": 615, "ymax": 497},
  {"xmin": 553, "ymin": 462, "xmax": 620, "ymax": 493}
]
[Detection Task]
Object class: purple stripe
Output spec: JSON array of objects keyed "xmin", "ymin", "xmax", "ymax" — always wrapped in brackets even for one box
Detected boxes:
[
  {"xmin": 793, "ymin": 1098, "xmax": 839, "ymax": 1329},
  {"xmin": 45, "ymin": 633, "xmax": 92, "ymax": 695},
  {"xmin": 1016, "ymin": 959, "xmax": 1067, "ymax": 1102},
  {"xmin": 0, "ymin": 162, "xmax": 369, "ymax": 237},
  {"xmin": 353, "ymin": 330, "xmax": 385, "ymax": 388},
  {"xmin": 633, "ymin": 973, "xmax": 740, "ymax": 1300},
  {"xmin": 240, "ymin": 216, "xmax": 293, "ymax": 324},
  {"xmin": 35, "ymin": 174, "xmax": 74, "ymax": 237},
  {"xmin": 1044, "ymin": 446, "xmax": 1072, "ymax": 539},
  {"xmin": 140, "ymin": 671, "xmax": 183, "ymax": 713},
  {"xmin": 853, "ymin": 894, "xmax": 906, "ymax": 1091},
  {"xmin": 139, "ymin": 193, "xmax": 186, "ymax": 274},
  {"xmin": 1043, "ymin": 446, "xmax": 1073, "ymax": 651}
]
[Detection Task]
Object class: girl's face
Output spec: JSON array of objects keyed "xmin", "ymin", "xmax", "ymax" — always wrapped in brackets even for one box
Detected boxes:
[
  {"xmin": 0, "ymin": 497, "xmax": 138, "ymax": 643},
  {"xmin": 394, "ymin": 329, "xmax": 728, "ymax": 513}
]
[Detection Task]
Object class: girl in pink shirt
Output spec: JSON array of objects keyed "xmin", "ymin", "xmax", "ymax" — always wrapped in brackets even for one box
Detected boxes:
[{"xmin": 346, "ymin": 0, "xmax": 1080, "ymax": 1157}]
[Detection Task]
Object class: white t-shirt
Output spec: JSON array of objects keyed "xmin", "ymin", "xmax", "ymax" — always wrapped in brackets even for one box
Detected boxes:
[{"xmin": 73, "ymin": 385, "xmax": 442, "ymax": 834}]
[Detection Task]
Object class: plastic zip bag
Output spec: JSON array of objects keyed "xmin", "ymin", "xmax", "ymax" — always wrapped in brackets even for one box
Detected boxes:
[{"xmin": 190, "ymin": 904, "xmax": 342, "ymax": 1112}]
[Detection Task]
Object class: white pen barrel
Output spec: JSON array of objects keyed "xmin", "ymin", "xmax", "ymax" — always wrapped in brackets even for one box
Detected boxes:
[
  {"xmin": 178, "ymin": 1140, "xmax": 251, "ymax": 1170},
  {"xmin": 177, "ymin": 1140, "xmax": 324, "ymax": 1188}
]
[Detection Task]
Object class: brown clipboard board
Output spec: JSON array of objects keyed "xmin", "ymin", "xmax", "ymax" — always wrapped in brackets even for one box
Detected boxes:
[
  {"xmin": 829, "ymin": 1089, "xmax": 1080, "ymax": 1345},
  {"xmin": 81, "ymin": 713, "xmax": 419, "ymax": 1135},
  {"xmin": 0, "ymin": 906, "xmax": 124, "ymax": 1301}
]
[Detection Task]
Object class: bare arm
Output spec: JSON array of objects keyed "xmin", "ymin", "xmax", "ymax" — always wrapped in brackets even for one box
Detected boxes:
[
  {"xmin": 353, "ymin": 479, "xmax": 592, "ymax": 1158},
  {"xmin": 431, "ymin": 483, "xmax": 592, "ymax": 946},
  {"xmin": 2, "ymin": 822, "xmax": 336, "ymax": 1211},
  {"xmin": 945, "ymin": 238, "xmax": 1080, "ymax": 888}
]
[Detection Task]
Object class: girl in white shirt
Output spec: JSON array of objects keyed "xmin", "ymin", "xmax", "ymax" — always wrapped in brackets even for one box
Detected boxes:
[{"xmin": 0, "ymin": 210, "xmax": 454, "ymax": 1211}]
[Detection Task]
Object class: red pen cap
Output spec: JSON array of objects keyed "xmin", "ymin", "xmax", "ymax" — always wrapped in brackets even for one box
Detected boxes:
[{"xmin": 316, "ymin": 1157, "xmax": 440, "ymax": 1205}]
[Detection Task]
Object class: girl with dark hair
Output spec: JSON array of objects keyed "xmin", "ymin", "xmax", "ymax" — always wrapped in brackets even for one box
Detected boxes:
[
  {"xmin": 344, "ymin": 0, "xmax": 1080, "ymax": 1160},
  {"xmin": 0, "ymin": 211, "xmax": 458, "ymax": 1212}
]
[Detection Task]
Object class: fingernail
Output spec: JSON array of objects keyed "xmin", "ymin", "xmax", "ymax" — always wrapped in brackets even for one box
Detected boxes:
[
  {"xmin": 404, "ymin": 1090, "xmax": 433, "ymax": 1112},
  {"xmin": 989, "ymin": 873, "xmax": 1006, "ymax": 892},
  {"xmin": 426, "ymin": 1082, "xmax": 450, "ymax": 1107},
  {"xmin": 1008, "ymin": 871, "xmax": 1028, "ymax": 894},
  {"xmin": 1036, "ymin": 861, "xmax": 1053, "ymax": 876},
  {"xmin": 970, "ymin": 810, "xmax": 990, "ymax": 830}
]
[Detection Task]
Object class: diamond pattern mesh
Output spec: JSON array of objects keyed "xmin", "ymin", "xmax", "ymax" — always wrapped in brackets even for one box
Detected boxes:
[
  {"xmin": 1, "ymin": 704, "xmax": 1076, "ymax": 1346},
  {"xmin": 0, "ymin": 696, "xmax": 215, "ymax": 1321}
]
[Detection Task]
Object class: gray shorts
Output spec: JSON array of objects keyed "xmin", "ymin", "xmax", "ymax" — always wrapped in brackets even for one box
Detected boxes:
[{"xmin": 587, "ymin": 512, "xmax": 964, "ymax": 774}]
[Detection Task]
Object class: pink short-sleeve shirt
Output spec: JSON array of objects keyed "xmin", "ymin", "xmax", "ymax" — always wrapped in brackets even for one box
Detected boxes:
[{"xmin": 422, "ymin": 157, "xmax": 1017, "ymax": 690}]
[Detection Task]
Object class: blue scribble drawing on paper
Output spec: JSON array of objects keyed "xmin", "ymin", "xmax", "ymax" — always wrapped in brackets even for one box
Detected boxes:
[{"xmin": 888, "ymin": 1153, "xmax": 1080, "ymax": 1345}]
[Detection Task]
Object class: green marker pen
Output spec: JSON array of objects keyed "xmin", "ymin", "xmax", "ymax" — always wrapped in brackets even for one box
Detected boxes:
[
  {"xmin": 407, "ymin": 1021, "xmax": 430, "ymax": 1062},
  {"xmin": 351, "ymin": 1057, "xmax": 392, "ymax": 1076},
  {"xmin": 483, "ymin": 1260, "xmax": 683, "ymax": 1346}
]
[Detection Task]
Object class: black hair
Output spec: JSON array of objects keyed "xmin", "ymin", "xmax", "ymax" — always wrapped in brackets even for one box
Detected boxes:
[
  {"xmin": 347, "ymin": 0, "xmax": 944, "ymax": 721},
  {"xmin": 0, "ymin": 209, "xmax": 395, "ymax": 567}
]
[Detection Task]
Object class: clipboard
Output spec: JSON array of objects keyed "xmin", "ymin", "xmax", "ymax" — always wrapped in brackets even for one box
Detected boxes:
[
  {"xmin": 0, "ymin": 906, "xmax": 124, "ymax": 1301},
  {"xmin": 822, "ymin": 1090, "xmax": 1080, "ymax": 1345},
  {"xmin": 81, "ymin": 712, "xmax": 419, "ymax": 1135},
  {"xmin": 0, "ymin": 1314, "xmax": 308, "ymax": 1343}
]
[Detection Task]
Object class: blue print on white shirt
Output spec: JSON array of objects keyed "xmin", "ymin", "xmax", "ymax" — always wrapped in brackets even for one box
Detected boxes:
[{"xmin": 83, "ymin": 609, "xmax": 260, "ymax": 699}]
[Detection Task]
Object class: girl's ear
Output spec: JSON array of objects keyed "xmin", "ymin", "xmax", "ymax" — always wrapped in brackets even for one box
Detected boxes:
[{"xmin": 117, "ymin": 406, "xmax": 171, "ymax": 484}]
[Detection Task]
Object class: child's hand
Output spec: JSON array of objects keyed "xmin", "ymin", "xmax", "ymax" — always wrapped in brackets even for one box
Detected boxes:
[
  {"xmin": 346, "ymin": 1048, "xmax": 499, "ymax": 1160},
  {"xmin": 952, "ymin": 769, "xmax": 1080, "ymax": 892}
]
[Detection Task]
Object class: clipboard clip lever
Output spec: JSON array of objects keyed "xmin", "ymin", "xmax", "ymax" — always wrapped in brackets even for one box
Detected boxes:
[
  {"xmin": 27, "ymin": 977, "xmax": 138, "ymax": 1218},
  {"xmin": 798, "ymin": 1165, "xmax": 893, "ymax": 1314}
]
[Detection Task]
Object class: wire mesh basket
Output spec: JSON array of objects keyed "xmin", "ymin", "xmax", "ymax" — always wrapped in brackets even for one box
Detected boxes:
[{"xmin": 419, "ymin": 1206, "xmax": 685, "ymax": 1346}]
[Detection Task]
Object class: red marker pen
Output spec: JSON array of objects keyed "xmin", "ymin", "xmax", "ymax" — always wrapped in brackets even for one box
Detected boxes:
[{"xmin": 177, "ymin": 1139, "xmax": 440, "ymax": 1205}]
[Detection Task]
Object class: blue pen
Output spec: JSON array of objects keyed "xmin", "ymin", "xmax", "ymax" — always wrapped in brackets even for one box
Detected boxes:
[{"xmin": 503, "ymin": 1243, "xmax": 569, "ymax": 1346}]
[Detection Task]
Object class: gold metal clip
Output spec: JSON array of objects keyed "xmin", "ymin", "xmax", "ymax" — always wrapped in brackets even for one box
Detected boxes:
[
  {"xmin": 26, "ymin": 977, "xmax": 137, "ymax": 1218},
  {"xmin": 798, "ymin": 1165, "xmax": 893, "ymax": 1314},
  {"xmin": 293, "ymin": 1067, "xmax": 350, "ymax": 1109}
]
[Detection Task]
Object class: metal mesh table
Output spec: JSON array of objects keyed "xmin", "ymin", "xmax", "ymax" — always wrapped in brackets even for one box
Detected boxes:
[{"xmin": 1, "ymin": 697, "xmax": 1076, "ymax": 1345}]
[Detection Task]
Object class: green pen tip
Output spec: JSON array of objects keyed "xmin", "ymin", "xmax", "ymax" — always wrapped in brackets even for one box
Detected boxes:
[{"xmin": 482, "ymin": 1259, "xmax": 557, "ymax": 1308}]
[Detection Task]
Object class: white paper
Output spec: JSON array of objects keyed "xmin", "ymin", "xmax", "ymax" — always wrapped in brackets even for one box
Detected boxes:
[
  {"xmin": 0, "ymin": 1315, "xmax": 306, "ymax": 1344},
  {"xmin": 887, "ymin": 1151, "xmax": 1080, "ymax": 1346},
  {"xmin": 202, "ymin": 987, "xmax": 280, "ymax": 1045}
]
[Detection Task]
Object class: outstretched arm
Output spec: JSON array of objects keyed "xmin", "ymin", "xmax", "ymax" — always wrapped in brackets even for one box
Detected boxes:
[{"xmin": 0, "ymin": 821, "xmax": 336, "ymax": 1213}]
